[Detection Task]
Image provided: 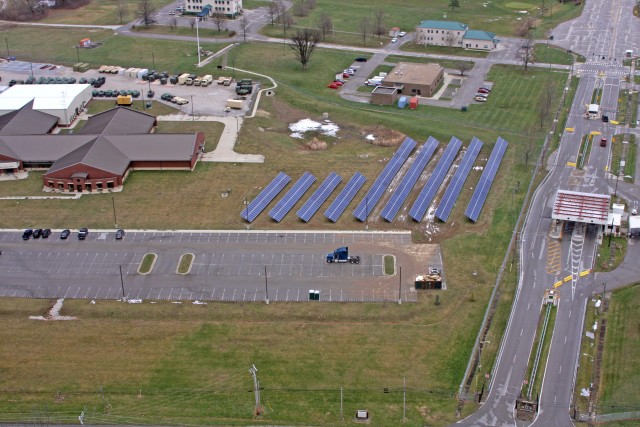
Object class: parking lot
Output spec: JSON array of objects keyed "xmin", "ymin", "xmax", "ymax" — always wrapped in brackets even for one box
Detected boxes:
[
  {"xmin": 0, "ymin": 231, "xmax": 422, "ymax": 303},
  {"xmin": 0, "ymin": 60, "xmax": 252, "ymax": 116}
]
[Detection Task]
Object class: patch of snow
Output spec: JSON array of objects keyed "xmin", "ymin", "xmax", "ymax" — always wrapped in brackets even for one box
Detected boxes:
[
  {"xmin": 581, "ymin": 388, "xmax": 590, "ymax": 397},
  {"xmin": 518, "ymin": 10, "xmax": 528, "ymax": 13},
  {"xmin": 172, "ymin": 301, "xmax": 183, "ymax": 304},
  {"xmin": 593, "ymin": 321, "xmax": 598, "ymax": 331},
  {"xmin": 288, "ymin": 118, "xmax": 340, "ymax": 139},
  {"xmin": 29, "ymin": 298, "xmax": 77, "ymax": 321},
  {"xmin": 127, "ymin": 298, "xmax": 143, "ymax": 304},
  {"xmin": 473, "ymin": 166, "xmax": 484, "ymax": 171},
  {"xmin": 366, "ymin": 134, "xmax": 376, "ymax": 141},
  {"xmin": 193, "ymin": 300, "xmax": 207, "ymax": 305},
  {"xmin": 594, "ymin": 299, "xmax": 601, "ymax": 308}
]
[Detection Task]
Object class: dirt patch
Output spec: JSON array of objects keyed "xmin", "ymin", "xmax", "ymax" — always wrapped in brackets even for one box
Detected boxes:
[
  {"xmin": 363, "ymin": 125, "xmax": 405, "ymax": 147},
  {"xmin": 29, "ymin": 298, "xmax": 77, "ymax": 321},
  {"xmin": 305, "ymin": 138, "xmax": 328, "ymax": 151}
]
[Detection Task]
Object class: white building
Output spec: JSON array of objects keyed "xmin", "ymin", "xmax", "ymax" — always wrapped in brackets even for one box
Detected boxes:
[
  {"xmin": 185, "ymin": 0, "xmax": 243, "ymax": 18},
  {"xmin": 0, "ymin": 84, "xmax": 92, "ymax": 126}
]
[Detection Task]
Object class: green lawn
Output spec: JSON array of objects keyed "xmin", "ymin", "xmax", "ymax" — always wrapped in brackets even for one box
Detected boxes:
[
  {"xmin": 130, "ymin": 24, "xmax": 235, "ymax": 39},
  {"xmin": 177, "ymin": 253, "xmax": 194, "ymax": 274},
  {"xmin": 533, "ymin": 43, "xmax": 575, "ymax": 65},
  {"xmin": 139, "ymin": 253, "xmax": 156, "ymax": 273},
  {"xmin": 599, "ymin": 284, "xmax": 640, "ymax": 414},
  {"xmin": 40, "ymin": 0, "xmax": 174, "ymax": 25},
  {"xmin": 573, "ymin": 298, "xmax": 600, "ymax": 415},
  {"xmin": 258, "ymin": 0, "xmax": 583, "ymax": 38},
  {"xmin": 385, "ymin": 55, "xmax": 475, "ymax": 73}
]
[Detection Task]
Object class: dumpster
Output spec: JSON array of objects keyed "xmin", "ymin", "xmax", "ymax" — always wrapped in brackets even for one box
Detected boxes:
[
  {"xmin": 398, "ymin": 96, "xmax": 407, "ymax": 109},
  {"xmin": 409, "ymin": 96, "xmax": 419, "ymax": 110}
]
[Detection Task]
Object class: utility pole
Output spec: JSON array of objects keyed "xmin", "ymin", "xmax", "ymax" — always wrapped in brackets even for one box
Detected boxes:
[
  {"xmin": 340, "ymin": 387, "xmax": 343, "ymax": 420},
  {"xmin": 119, "ymin": 265, "xmax": 126, "ymax": 301},
  {"xmin": 403, "ymin": 377, "xmax": 406, "ymax": 422},
  {"xmin": 602, "ymin": 282, "xmax": 607, "ymax": 299},
  {"xmin": 249, "ymin": 365, "xmax": 261, "ymax": 416},
  {"xmin": 398, "ymin": 266, "xmax": 402, "ymax": 304},
  {"xmin": 196, "ymin": 18, "xmax": 201, "ymax": 66},
  {"xmin": 264, "ymin": 266, "xmax": 269, "ymax": 304},
  {"xmin": 191, "ymin": 95, "xmax": 195, "ymax": 121}
]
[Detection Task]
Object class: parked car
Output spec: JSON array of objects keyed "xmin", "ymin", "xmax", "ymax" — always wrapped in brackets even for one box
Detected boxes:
[
  {"xmin": 42, "ymin": 228, "xmax": 51, "ymax": 238},
  {"xmin": 115, "ymin": 229, "xmax": 125, "ymax": 240},
  {"xmin": 602, "ymin": 115, "xmax": 609, "ymax": 122},
  {"xmin": 342, "ymin": 73, "xmax": 350, "ymax": 78},
  {"xmin": 332, "ymin": 80, "xmax": 344, "ymax": 86},
  {"xmin": 147, "ymin": 90, "xmax": 155, "ymax": 98},
  {"xmin": 60, "ymin": 229, "xmax": 71, "ymax": 239},
  {"xmin": 354, "ymin": 57, "xmax": 368, "ymax": 62},
  {"xmin": 600, "ymin": 137, "xmax": 607, "ymax": 147},
  {"xmin": 398, "ymin": 31, "xmax": 407, "ymax": 37},
  {"xmin": 22, "ymin": 229, "xmax": 33, "ymax": 240},
  {"xmin": 477, "ymin": 88, "xmax": 490, "ymax": 94},
  {"xmin": 78, "ymin": 228, "xmax": 89, "ymax": 240},
  {"xmin": 476, "ymin": 92, "xmax": 488, "ymax": 98},
  {"xmin": 32, "ymin": 228, "xmax": 42, "ymax": 238},
  {"xmin": 391, "ymin": 37, "xmax": 398, "ymax": 43},
  {"xmin": 475, "ymin": 96, "xmax": 487, "ymax": 102},
  {"xmin": 327, "ymin": 82, "xmax": 340, "ymax": 89}
]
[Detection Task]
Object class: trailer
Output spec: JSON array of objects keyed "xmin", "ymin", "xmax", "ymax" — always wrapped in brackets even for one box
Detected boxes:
[
  {"xmin": 226, "ymin": 99, "xmax": 243, "ymax": 109},
  {"xmin": 326, "ymin": 247, "xmax": 360, "ymax": 264},
  {"xmin": 178, "ymin": 73, "xmax": 190, "ymax": 85}
]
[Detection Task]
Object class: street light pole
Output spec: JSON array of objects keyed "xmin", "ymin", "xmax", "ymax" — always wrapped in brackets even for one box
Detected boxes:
[
  {"xmin": 111, "ymin": 197, "xmax": 118, "ymax": 228},
  {"xmin": 75, "ymin": 46, "xmax": 80, "ymax": 63},
  {"xmin": 191, "ymin": 95, "xmax": 194, "ymax": 121},
  {"xmin": 119, "ymin": 265, "xmax": 126, "ymax": 301},
  {"xmin": 264, "ymin": 266, "xmax": 269, "ymax": 304}
]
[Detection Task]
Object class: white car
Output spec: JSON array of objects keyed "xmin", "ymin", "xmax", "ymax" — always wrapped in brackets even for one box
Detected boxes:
[
  {"xmin": 391, "ymin": 37, "xmax": 398, "ymax": 43},
  {"xmin": 475, "ymin": 96, "xmax": 487, "ymax": 102},
  {"xmin": 398, "ymin": 31, "xmax": 407, "ymax": 37}
]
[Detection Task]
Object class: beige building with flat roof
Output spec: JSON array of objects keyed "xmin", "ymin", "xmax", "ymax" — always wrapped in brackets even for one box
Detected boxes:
[{"xmin": 381, "ymin": 62, "xmax": 444, "ymax": 98}]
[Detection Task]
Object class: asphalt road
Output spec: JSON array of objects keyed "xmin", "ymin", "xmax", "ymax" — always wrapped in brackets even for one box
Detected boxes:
[
  {"xmin": 457, "ymin": 0, "xmax": 640, "ymax": 425},
  {"xmin": 0, "ymin": 230, "xmax": 431, "ymax": 303}
]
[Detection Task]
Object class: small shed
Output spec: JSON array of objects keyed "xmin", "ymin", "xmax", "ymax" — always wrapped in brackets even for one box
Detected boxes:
[
  {"xmin": 612, "ymin": 203, "xmax": 625, "ymax": 215},
  {"xmin": 389, "ymin": 27, "xmax": 400, "ymax": 37},
  {"xmin": 79, "ymin": 38, "xmax": 91, "ymax": 48},
  {"xmin": 629, "ymin": 216, "xmax": 640, "ymax": 237},
  {"xmin": 371, "ymin": 86, "xmax": 399, "ymax": 106}
]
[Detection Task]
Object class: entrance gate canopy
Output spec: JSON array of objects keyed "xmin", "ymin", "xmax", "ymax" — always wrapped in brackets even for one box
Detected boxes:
[{"xmin": 552, "ymin": 190, "xmax": 610, "ymax": 225}]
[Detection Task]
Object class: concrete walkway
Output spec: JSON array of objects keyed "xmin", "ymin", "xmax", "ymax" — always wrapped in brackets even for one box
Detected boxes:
[{"xmin": 157, "ymin": 114, "xmax": 265, "ymax": 163}]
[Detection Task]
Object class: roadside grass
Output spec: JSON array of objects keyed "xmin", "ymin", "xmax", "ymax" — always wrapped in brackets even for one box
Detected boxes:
[
  {"xmin": 550, "ymin": 76, "xmax": 579, "ymax": 153},
  {"xmin": 591, "ymin": 88, "xmax": 602, "ymax": 104},
  {"xmin": 39, "ymin": 0, "xmax": 173, "ymax": 25},
  {"xmin": 383, "ymin": 255, "xmax": 395, "ymax": 275},
  {"xmin": 369, "ymin": 64, "xmax": 394, "ymax": 79},
  {"xmin": 399, "ymin": 42, "xmax": 488, "ymax": 58},
  {"xmin": 533, "ymin": 43, "xmax": 574, "ymax": 65},
  {"xmin": 86, "ymin": 99, "xmax": 180, "ymax": 116},
  {"xmin": 635, "ymin": 75, "xmax": 640, "ymax": 85},
  {"xmin": 630, "ymin": 92, "xmax": 639, "ymax": 128},
  {"xmin": 257, "ymin": 0, "xmax": 582, "ymax": 38},
  {"xmin": 609, "ymin": 133, "xmax": 636, "ymax": 182},
  {"xmin": 594, "ymin": 237, "xmax": 627, "ymax": 273},
  {"xmin": 573, "ymin": 298, "xmax": 600, "ymax": 416},
  {"xmin": 138, "ymin": 253, "xmax": 156, "ymax": 274},
  {"xmin": 1, "ymin": 26, "xmax": 231, "ymax": 74},
  {"xmin": 577, "ymin": 133, "xmax": 592, "ymax": 169},
  {"xmin": 0, "ymin": 297, "xmax": 480, "ymax": 426},
  {"xmin": 385, "ymin": 54, "xmax": 475, "ymax": 72},
  {"xmin": 617, "ymin": 89, "xmax": 629, "ymax": 125},
  {"xmin": 177, "ymin": 253, "xmax": 194, "ymax": 274},
  {"xmin": 599, "ymin": 284, "xmax": 640, "ymax": 414},
  {"xmin": 522, "ymin": 304, "xmax": 556, "ymax": 400},
  {"xmin": 625, "ymin": 135, "xmax": 636, "ymax": 180},
  {"xmin": 130, "ymin": 24, "xmax": 234, "ymax": 39}
]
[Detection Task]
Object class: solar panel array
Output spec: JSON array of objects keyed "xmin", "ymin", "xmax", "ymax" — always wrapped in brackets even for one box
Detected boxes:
[
  {"xmin": 353, "ymin": 137, "xmax": 417, "ymax": 221},
  {"xmin": 465, "ymin": 137, "xmax": 508, "ymax": 222},
  {"xmin": 435, "ymin": 137, "xmax": 483, "ymax": 222},
  {"xmin": 324, "ymin": 172, "xmax": 366, "ymax": 222},
  {"xmin": 297, "ymin": 172, "xmax": 342, "ymax": 222},
  {"xmin": 269, "ymin": 172, "xmax": 316, "ymax": 222},
  {"xmin": 380, "ymin": 137, "xmax": 439, "ymax": 222},
  {"xmin": 240, "ymin": 172, "xmax": 291, "ymax": 222},
  {"xmin": 409, "ymin": 137, "xmax": 462, "ymax": 222}
]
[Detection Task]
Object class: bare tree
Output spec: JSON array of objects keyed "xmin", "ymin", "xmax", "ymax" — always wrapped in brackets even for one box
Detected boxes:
[
  {"xmin": 316, "ymin": 12, "xmax": 333, "ymax": 41},
  {"xmin": 307, "ymin": 0, "xmax": 316, "ymax": 9},
  {"xmin": 116, "ymin": 0, "xmax": 128, "ymax": 24},
  {"xmin": 267, "ymin": 0, "xmax": 282, "ymax": 26},
  {"xmin": 137, "ymin": 0, "xmax": 156, "ymax": 26},
  {"xmin": 449, "ymin": 0, "xmax": 460, "ymax": 11},
  {"xmin": 281, "ymin": 10, "xmax": 294, "ymax": 31},
  {"xmin": 240, "ymin": 14, "xmax": 249, "ymax": 42},
  {"xmin": 190, "ymin": 18, "xmax": 196, "ymax": 30},
  {"xmin": 168, "ymin": 16, "xmax": 177, "ymax": 31},
  {"xmin": 373, "ymin": 9, "xmax": 386, "ymax": 38},
  {"xmin": 293, "ymin": 0, "xmax": 309, "ymax": 17},
  {"xmin": 212, "ymin": 12, "xmax": 226, "ymax": 32},
  {"xmin": 456, "ymin": 62, "xmax": 471, "ymax": 76},
  {"xmin": 537, "ymin": 81, "xmax": 557, "ymax": 128},
  {"xmin": 359, "ymin": 16, "xmax": 370, "ymax": 46},
  {"xmin": 521, "ymin": 30, "xmax": 534, "ymax": 71},
  {"xmin": 444, "ymin": 32, "xmax": 457, "ymax": 47},
  {"xmin": 289, "ymin": 28, "xmax": 321, "ymax": 69}
]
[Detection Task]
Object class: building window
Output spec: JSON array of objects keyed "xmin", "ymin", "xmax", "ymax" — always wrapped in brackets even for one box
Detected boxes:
[
  {"xmin": 68, "ymin": 183, "xmax": 74, "ymax": 191},
  {"xmin": 48, "ymin": 181, "xmax": 54, "ymax": 188},
  {"xmin": 97, "ymin": 182, "xmax": 103, "ymax": 190},
  {"xmin": 107, "ymin": 181, "xmax": 114, "ymax": 189},
  {"xmin": 58, "ymin": 182, "xmax": 64, "ymax": 190}
]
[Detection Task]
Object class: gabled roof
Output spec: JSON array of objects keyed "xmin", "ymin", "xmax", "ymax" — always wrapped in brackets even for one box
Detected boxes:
[
  {"xmin": 0, "ymin": 84, "xmax": 91, "ymax": 110},
  {"xmin": 418, "ymin": 20, "xmax": 467, "ymax": 31},
  {"xmin": 48, "ymin": 136, "xmax": 130, "ymax": 175},
  {"xmin": 0, "ymin": 100, "xmax": 59, "ymax": 135},
  {"xmin": 0, "ymin": 135, "xmax": 97, "ymax": 162},
  {"xmin": 78, "ymin": 107, "xmax": 156, "ymax": 135},
  {"xmin": 106, "ymin": 134, "xmax": 199, "ymax": 161},
  {"xmin": 464, "ymin": 29, "xmax": 497, "ymax": 41}
]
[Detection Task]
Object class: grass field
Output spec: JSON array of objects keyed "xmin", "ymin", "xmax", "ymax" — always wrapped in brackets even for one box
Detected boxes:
[
  {"xmin": 40, "ymin": 0, "xmax": 174, "ymax": 25},
  {"xmin": 256, "ymin": 0, "xmax": 583, "ymax": 39},
  {"xmin": 599, "ymin": 284, "xmax": 640, "ymax": 414},
  {"xmin": 533, "ymin": 43, "xmax": 574, "ymax": 65},
  {"xmin": 573, "ymin": 298, "xmax": 599, "ymax": 416},
  {"xmin": 0, "ymin": 297, "xmax": 478, "ymax": 426}
]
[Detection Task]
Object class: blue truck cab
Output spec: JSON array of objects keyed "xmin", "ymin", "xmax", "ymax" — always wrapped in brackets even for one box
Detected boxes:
[{"xmin": 326, "ymin": 246, "xmax": 360, "ymax": 264}]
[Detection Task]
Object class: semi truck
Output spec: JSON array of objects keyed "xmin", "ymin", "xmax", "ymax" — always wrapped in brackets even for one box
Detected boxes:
[{"xmin": 326, "ymin": 247, "xmax": 360, "ymax": 264}]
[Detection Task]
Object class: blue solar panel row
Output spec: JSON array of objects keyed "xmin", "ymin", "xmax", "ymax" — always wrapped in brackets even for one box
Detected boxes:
[
  {"xmin": 353, "ymin": 137, "xmax": 417, "ymax": 221},
  {"xmin": 465, "ymin": 137, "xmax": 509, "ymax": 222},
  {"xmin": 297, "ymin": 172, "xmax": 342, "ymax": 222},
  {"xmin": 409, "ymin": 137, "xmax": 462, "ymax": 222},
  {"xmin": 241, "ymin": 172, "xmax": 291, "ymax": 222},
  {"xmin": 269, "ymin": 172, "xmax": 316, "ymax": 222},
  {"xmin": 324, "ymin": 172, "xmax": 366, "ymax": 222},
  {"xmin": 380, "ymin": 137, "xmax": 439, "ymax": 222},
  {"xmin": 435, "ymin": 137, "xmax": 483, "ymax": 222}
]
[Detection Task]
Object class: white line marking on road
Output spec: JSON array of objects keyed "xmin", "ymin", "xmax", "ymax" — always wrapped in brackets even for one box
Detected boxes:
[
  {"xmin": 513, "ymin": 354, "xmax": 517, "ymax": 363},
  {"xmin": 564, "ymin": 336, "xmax": 567, "ymax": 344},
  {"xmin": 527, "ymin": 302, "xmax": 531, "ymax": 311},
  {"xmin": 569, "ymin": 309, "xmax": 572, "ymax": 318},
  {"xmin": 559, "ymin": 365, "xmax": 562, "ymax": 374},
  {"xmin": 520, "ymin": 328, "xmax": 524, "ymax": 336}
]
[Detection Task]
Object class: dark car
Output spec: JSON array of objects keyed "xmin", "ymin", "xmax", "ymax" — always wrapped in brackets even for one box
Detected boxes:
[
  {"xmin": 115, "ymin": 229, "xmax": 125, "ymax": 240},
  {"xmin": 602, "ymin": 115, "xmax": 609, "ymax": 123},
  {"xmin": 42, "ymin": 228, "xmax": 52, "ymax": 238},
  {"xmin": 78, "ymin": 228, "xmax": 89, "ymax": 240},
  {"xmin": 355, "ymin": 57, "xmax": 368, "ymax": 62},
  {"xmin": 147, "ymin": 90, "xmax": 155, "ymax": 98},
  {"xmin": 32, "ymin": 228, "xmax": 42, "ymax": 238},
  {"xmin": 22, "ymin": 229, "xmax": 33, "ymax": 240},
  {"xmin": 477, "ymin": 88, "xmax": 490, "ymax": 94},
  {"xmin": 60, "ymin": 229, "xmax": 71, "ymax": 239}
]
